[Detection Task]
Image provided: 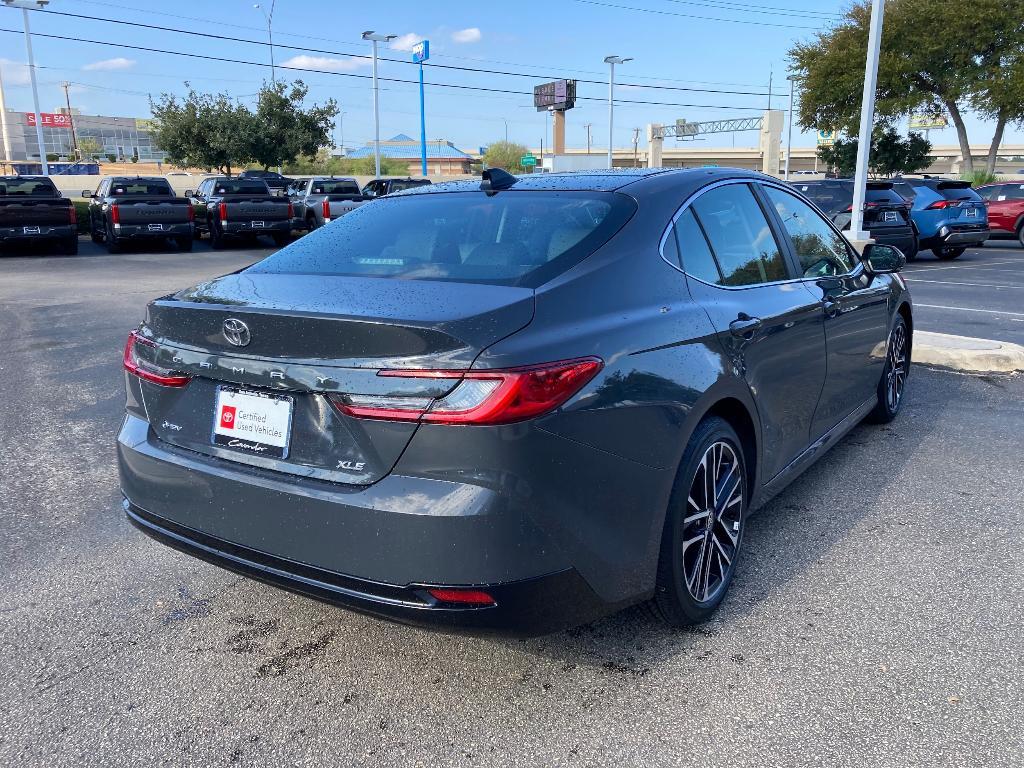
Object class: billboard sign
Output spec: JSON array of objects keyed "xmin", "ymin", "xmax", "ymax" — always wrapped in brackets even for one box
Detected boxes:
[
  {"xmin": 909, "ymin": 113, "xmax": 947, "ymax": 130},
  {"xmin": 534, "ymin": 80, "xmax": 576, "ymax": 112},
  {"xmin": 816, "ymin": 129, "xmax": 838, "ymax": 146},
  {"xmin": 25, "ymin": 112, "xmax": 73, "ymax": 128},
  {"xmin": 412, "ymin": 40, "xmax": 429, "ymax": 64}
]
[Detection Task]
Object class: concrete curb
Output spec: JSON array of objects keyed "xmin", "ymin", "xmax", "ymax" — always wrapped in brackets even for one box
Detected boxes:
[{"xmin": 913, "ymin": 331, "xmax": 1024, "ymax": 374}]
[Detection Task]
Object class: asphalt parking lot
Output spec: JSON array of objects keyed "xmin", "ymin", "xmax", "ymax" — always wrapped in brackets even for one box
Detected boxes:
[
  {"xmin": 903, "ymin": 242, "xmax": 1024, "ymax": 345},
  {"xmin": 1, "ymin": 244, "xmax": 1022, "ymax": 766}
]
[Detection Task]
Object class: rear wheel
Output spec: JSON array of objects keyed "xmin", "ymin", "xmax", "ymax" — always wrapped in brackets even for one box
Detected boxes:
[
  {"xmin": 90, "ymin": 217, "xmax": 103, "ymax": 244},
  {"xmin": 1016, "ymin": 224, "xmax": 1024, "ymax": 249},
  {"xmin": 209, "ymin": 218, "xmax": 226, "ymax": 250},
  {"xmin": 652, "ymin": 416, "xmax": 747, "ymax": 627},
  {"xmin": 932, "ymin": 245, "xmax": 965, "ymax": 260},
  {"xmin": 867, "ymin": 316, "xmax": 910, "ymax": 423},
  {"xmin": 105, "ymin": 222, "xmax": 122, "ymax": 254},
  {"xmin": 306, "ymin": 214, "xmax": 318, "ymax": 231},
  {"xmin": 904, "ymin": 232, "xmax": 919, "ymax": 261}
]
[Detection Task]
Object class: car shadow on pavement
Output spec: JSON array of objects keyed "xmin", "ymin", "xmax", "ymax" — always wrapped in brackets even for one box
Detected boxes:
[{"xmin": 507, "ymin": 391, "xmax": 942, "ymax": 674}]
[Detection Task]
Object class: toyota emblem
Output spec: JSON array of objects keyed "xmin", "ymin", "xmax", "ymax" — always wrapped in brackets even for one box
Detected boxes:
[{"xmin": 222, "ymin": 318, "xmax": 251, "ymax": 347}]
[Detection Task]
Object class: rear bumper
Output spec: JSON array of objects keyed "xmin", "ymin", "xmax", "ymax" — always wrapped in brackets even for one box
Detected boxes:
[
  {"xmin": 115, "ymin": 222, "xmax": 193, "ymax": 239},
  {"xmin": 222, "ymin": 220, "xmax": 291, "ymax": 236},
  {"xmin": 124, "ymin": 499, "xmax": 606, "ymax": 636},
  {"xmin": 0, "ymin": 223, "xmax": 75, "ymax": 242},
  {"xmin": 921, "ymin": 224, "xmax": 989, "ymax": 247},
  {"xmin": 867, "ymin": 227, "xmax": 916, "ymax": 254}
]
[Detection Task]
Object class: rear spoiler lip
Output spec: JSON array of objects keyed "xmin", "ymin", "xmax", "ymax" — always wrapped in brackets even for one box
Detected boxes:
[{"xmin": 936, "ymin": 180, "xmax": 973, "ymax": 190}]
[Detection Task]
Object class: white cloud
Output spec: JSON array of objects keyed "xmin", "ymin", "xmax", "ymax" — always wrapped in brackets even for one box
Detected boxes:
[
  {"xmin": 280, "ymin": 55, "xmax": 367, "ymax": 72},
  {"xmin": 0, "ymin": 58, "xmax": 31, "ymax": 86},
  {"xmin": 391, "ymin": 32, "xmax": 425, "ymax": 52},
  {"xmin": 452, "ymin": 27, "xmax": 481, "ymax": 44},
  {"xmin": 82, "ymin": 57, "xmax": 136, "ymax": 72}
]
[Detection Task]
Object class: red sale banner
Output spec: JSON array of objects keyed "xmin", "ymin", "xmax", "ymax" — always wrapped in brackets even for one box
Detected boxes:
[{"xmin": 25, "ymin": 112, "xmax": 73, "ymax": 128}]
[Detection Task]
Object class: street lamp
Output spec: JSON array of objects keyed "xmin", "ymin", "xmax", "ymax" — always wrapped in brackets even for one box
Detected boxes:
[
  {"xmin": 337, "ymin": 111, "xmax": 346, "ymax": 157},
  {"xmin": 362, "ymin": 30, "xmax": 396, "ymax": 179},
  {"xmin": 850, "ymin": 0, "xmax": 885, "ymax": 242},
  {"xmin": 253, "ymin": 1, "xmax": 276, "ymax": 83},
  {"xmin": 785, "ymin": 75, "xmax": 797, "ymax": 180},
  {"xmin": 2, "ymin": 0, "xmax": 50, "ymax": 175},
  {"xmin": 604, "ymin": 55, "xmax": 632, "ymax": 169}
]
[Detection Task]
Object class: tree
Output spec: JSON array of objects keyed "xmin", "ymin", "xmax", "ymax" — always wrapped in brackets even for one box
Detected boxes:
[
  {"xmin": 817, "ymin": 128, "xmax": 931, "ymax": 177},
  {"xmin": 790, "ymin": 0, "xmax": 1024, "ymax": 175},
  {"xmin": 77, "ymin": 137, "xmax": 103, "ymax": 160},
  {"xmin": 150, "ymin": 86, "xmax": 253, "ymax": 174},
  {"xmin": 483, "ymin": 140, "xmax": 529, "ymax": 172},
  {"xmin": 248, "ymin": 80, "xmax": 338, "ymax": 170}
]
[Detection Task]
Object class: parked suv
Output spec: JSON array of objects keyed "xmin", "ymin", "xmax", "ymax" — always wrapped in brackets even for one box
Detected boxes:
[
  {"xmin": 976, "ymin": 182, "xmax": 1024, "ymax": 247},
  {"xmin": 792, "ymin": 179, "xmax": 918, "ymax": 259},
  {"xmin": 891, "ymin": 178, "xmax": 989, "ymax": 259},
  {"xmin": 119, "ymin": 168, "xmax": 912, "ymax": 635}
]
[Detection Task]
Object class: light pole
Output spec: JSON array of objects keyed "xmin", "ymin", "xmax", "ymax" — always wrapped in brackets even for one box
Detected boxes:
[
  {"xmin": 412, "ymin": 40, "xmax": 429, "ymax": 178},
  {"xmin": 362, "ymin": 31, "xmax": 396, "ymax": 179},
  {"xmin": 502, "ymin": 119, "xmax": 508, "ymax": 142},
  {"xmin": 253, "ymin": 1, "xmax": 276, "ymax": 83},
  {"xmin": 337, "ymin": 111, "xmax": 346, "ymax": 157},
  {"xmin": 604, "ymin": 55, "xmax": 632, "ymax": 169},
  {"xmin": 850, "ymin": 0, "xmax": 885, "ymax": 242},
  {"xmin": 584, "ymin": 123, "xmax": 592, "ymax": 155},
  {"xmin": 784, "ymin": 75, "xmax": 797, "ymax": 180},
  {"xmin": 3, "ymin": 0, "xmax": 50, "ymax": 174}
]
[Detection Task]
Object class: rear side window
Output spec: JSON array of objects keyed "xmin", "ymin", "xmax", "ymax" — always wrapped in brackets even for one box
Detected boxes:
[
  {"xmin": 109, "ymin": 180, "xmax": 173, "ymax": 196},
  {"xmin": 690, "ymin": 184, "xmax": 788, "ymax": 286},
  {"xmin": 311, "ymin": 180, "xmax": 360, "ymax": 195},
  {"xmin": 1004, "ymin": 185, "xmax": 1024, "ymax": 200},
  {"xmin": 249, "ymin": 190, "xmax": 636, "ymax": 288},
  {"xmin": 935, "ymin": 182, "xmax": 981, "ymax": 202},
  {"xmin": 892, "ymin": 182, "xmax": 917, "ymax": 201},
  {"xmin": 0, "ymin": 178, "xmax": 57, "ymax": 196},
  {"xmin": 866, "ymin": 186, "xmax": 905, "ymax": 205},
  {"xmin": 764, "ymin": 186, "xmax": 854, "ymax": 278},
  {"xmin": 796, "ymin": 183, "xmax": 851, "ymax": 215},
  {"xmin": 214, "ymin": 180, "xmax": 269, "ymax": 195},
  {"xmin": 390, "ymin": 180, "xmax": 430, "ymax": 193},
  {"xmin": 673, "ymin": 209, "xmax": 721, "ymax": 285}
]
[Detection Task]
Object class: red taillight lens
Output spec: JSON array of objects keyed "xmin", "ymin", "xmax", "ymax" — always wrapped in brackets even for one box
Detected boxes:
[
  {"xmin": 322, "ymin": 198, "xmax": 331, "ymax": 221},
  {"xmin": 109, "ymin": 203, "xmax": 120, "ymax": 224},
  {"xmin": 187, "ymin": 202, "xmax": 195, "ymax": 222},
  {"xmin": 219, "ymin": 202, "xmax": 228, "ymax": 222},
  {"xmin": 288, "ymin": 201, "xmax": 294, "ymax": 219},
  {"xmin": 926, "ymin": 199, "xmax": 958, "ymax": 210},
  {"xmin": 331, "ymin": 357, "xmax": 603, "ymax": 425},
  {"xmin": 123, "ymin": 331, "xmax": 191, "ymax": 387},
  {"xmin": 425, "ymin": 588, "xmax": 495, "ymax": 606},
  {"xmin": 68, "ymin": 205, "xmax": 77, "ymax": 224}
]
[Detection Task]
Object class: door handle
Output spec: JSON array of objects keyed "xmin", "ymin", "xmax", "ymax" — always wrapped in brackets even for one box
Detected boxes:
[
  {"xmin": 822, "ymin": 297, "xmax": 841, "ymax": 318},
  {"xmin": 729, "ymin": 314, "xmax": 762, "ymax": 338}
]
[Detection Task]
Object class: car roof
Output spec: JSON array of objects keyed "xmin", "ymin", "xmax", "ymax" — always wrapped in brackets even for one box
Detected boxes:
[
  {"xmin": 1, "ymin": 175, "xmax": 50, "ymax": 181},
  {"xmin": 109, "ymin": 176, "xmax": 169, "ymax": 182}
]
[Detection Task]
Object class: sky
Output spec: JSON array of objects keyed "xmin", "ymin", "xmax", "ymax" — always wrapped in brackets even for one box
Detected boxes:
[{"xmin": 0, "ymin": 0, "xmax": 1018, "ymax": 154}]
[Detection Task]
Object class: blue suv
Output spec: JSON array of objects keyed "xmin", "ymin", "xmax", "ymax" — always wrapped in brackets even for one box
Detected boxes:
[{"xmin": 891, "ymin": 178, "xmax": 989, "ymax": 260}]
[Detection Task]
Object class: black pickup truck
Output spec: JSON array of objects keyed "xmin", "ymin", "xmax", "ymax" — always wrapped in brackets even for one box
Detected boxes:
[
  {"xmin": 85, "ymin": 177, "xmax": 194, "ymax": 253},
  {"xmin": 188, "ymin": 177, "xmax": 292, "ymax": 249},
  {"xmin": 0, "ymin": 175, "xmax": 77, "ymax": 254}
]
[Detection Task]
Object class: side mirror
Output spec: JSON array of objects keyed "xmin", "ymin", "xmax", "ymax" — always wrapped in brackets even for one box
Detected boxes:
[
  {"xmin": 183, "ymin": 189, "xmax": 194, "ymax": 198},
  {"xmin": 82, "ymin": 190, "xmax": 93, "ymax": 198},
  {"xmin": 863, "ymin": 243, "xmax": 906, "ymax": 274}
]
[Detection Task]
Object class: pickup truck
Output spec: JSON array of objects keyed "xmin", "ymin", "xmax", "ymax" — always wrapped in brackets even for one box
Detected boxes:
[
  {"xmin": 85, "ymin": 176, "xmax": 194, "ymax": 253},
  {"xmin": 0, "ymin": 175, "xmax": 77, "ymax": 255},
  {"xmin": 288, "ymin": 176, "xmax": 366, "ymax": 230},
  {"xmin": 361, "ymin": 177, "xmax": 432, "ymax": 199},
  {"xmin": 238, "ymin": 169, "xmax": 293, "ymax": 195},
  {"xmin": 187, "ymin": 177, "xmax": 293, "ymax": 249}
]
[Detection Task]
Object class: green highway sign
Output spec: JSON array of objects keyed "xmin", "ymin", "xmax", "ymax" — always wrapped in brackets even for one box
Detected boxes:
[{"xmin": 520, "ymin": 154, "xmax": 537, "ymax": 167}]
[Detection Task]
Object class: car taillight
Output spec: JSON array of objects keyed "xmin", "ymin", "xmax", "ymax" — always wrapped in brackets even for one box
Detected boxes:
[
  {"xmin": 219, "ymin": 202, "xmax": 228, "ymax": 222},
  {"xmin": 109, "ymin": 203, "xmax": 120, "ymax": 224},
  {"xmin": 330, "ymin": 357, "xmax": 603, "ymax": 425},
  {"xmin": 187, "ymin": 202, "xmax": 195, "ymax": 222},
  {"xmin": 322, "ymin": 198, "xmax": 331, "ymax": 222},
  {"xmin": 926, "ymin": 200, "xmax": 959, "ymax": 209},
  {"xmin": 68, "ymin": 205, "xmax": 77, "ymax": 225},
  {"xmin": 123, "ymin": 331, "xmax": 191, "ymax": 387},
  {"xmin": 425, "ymin": 588, "xmax": 495, "ymax": 606}
]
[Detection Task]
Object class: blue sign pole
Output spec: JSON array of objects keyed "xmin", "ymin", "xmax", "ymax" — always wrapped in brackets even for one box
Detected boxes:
[{"xmin": 413, "ymin": 40, "xmax": 430, "ymax": 177}]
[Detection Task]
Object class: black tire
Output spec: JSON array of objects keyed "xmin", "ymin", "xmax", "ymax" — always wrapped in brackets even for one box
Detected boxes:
[
  {"xmin": 209, "ymin": 218, "xmax": 226, "ymax": 250},
  {"xmin": 904, "ymin": 232, "xmax": 919, "ymax": 261},
  {"xmin": 1016, "ymin": 224, "xmax": 1024, "ymax": 249},
  {"xmin": 90, "ymin": 217, "xmax": 103, "ymax": 244},
  {"xmin": 867, "ymin": 315, "xmax": 910, "ymax": 424},
  {"xmin": 58, "ymin": 235, "xmax": 78, "ymax": 255},
  {"xmin": 175, "ymin": 235, "xmax": 194, "ymax": 252},
  {"xmin": 652, "ymin": 416, "xmax": 748, "ymax": 627},
  {"xmin": 105, "ymin": 222, "xmax": 122, "ymax": 254},
  {"xmin": 271, "ymin": 232, "xmax": 290, "ymax": 247},
  {"xmin": 932, "ymin": 245, "xmax": 965, "ymax": 260},
  {"xmin": 306, "ymin": 214, "xmax": 318, "ymax": 231}
]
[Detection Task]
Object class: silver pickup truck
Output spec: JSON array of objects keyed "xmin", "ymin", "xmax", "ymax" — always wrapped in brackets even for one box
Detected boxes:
[{"xmin": 288, "ymin": 177, "xmax": 367, "ymax": 231}]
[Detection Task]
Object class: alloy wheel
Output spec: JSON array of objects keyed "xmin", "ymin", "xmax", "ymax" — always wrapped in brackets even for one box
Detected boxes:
[
  {"xmin": 886, "ymin": 323, "xmax": 908, "ymax": 411},
  {"xmin": 682, "ymin": 441, "xmax": 744, "ymax": 603}
]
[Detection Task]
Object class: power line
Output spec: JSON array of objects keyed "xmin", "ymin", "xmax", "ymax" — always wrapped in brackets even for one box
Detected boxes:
[
  {"xmin": 31, "ymin": 8, "xmax": 789, "ymax": 99},
  {"xmin": 0, "ymin": 26, "xmax": 773, "ymax": 112},
  {"xmin": 569, "ymin": 0, "xmax": 824, "ymax": 29},
  {"xmin": 659, "ymin": 0, "xmax": 842, "ymax": 20}
]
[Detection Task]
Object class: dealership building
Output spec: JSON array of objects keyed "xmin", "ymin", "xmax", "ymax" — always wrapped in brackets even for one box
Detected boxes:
[{"xmin": 0, "ymin": 108, "xmax": 165, "ymax": 164}]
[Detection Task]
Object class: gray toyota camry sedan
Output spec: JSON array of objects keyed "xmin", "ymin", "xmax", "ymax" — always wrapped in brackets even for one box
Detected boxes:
[{"xmin": 118, "ymin": 168, "xmax": 912, "ymax": 635}]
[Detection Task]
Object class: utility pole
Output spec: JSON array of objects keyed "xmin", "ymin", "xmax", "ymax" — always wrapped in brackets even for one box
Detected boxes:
[
  {"xmin": 767, "ymin": 67, "xmax": 773, "ymax": 111},
  {"xmin": 362, "ymin": 31, "xmax": 396, "ymax": 179},
  {"xmin": 784, "ymin": 75, "xmax": 796, "ymax": 180},
  {"xmin": 253, "ymin": 1, "xmax": 276, "ymax": 83},
  {"xmin": 584, "ymin": 123, "xmax": 592, "ymax": 154},
  {"xmin": 61, "ymin": 81, "xmax": 78, "ymax": 158},
  {"xmin": 412, "ymin": 40, "xmax": 429, "ymax": 177},
  {"xmin": 850, "ymin": 0, "xmax": 885, "ymax": 242},
  {"xmin": 604, "ymin": 56, "xmax": 632, "ymax": 169},
  {"xmin": 632, "ymin": 127, "xmax": 640, "ymax": 168},
  {"xmin": 0, "ymin": 66, "xmax": 11, "ymax": 170},
  {"xmin": 4, "ymin": 1, "xmax": 50, "ymax": 174}
]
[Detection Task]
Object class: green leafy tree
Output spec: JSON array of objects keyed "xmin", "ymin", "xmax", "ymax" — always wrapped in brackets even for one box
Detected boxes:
[
  {"xmin": 817, "ymin": 128, "xmax": 931, "ymax": 177},
  {"xmin": 150, "ymin": 86, "xmax": 254, "ymax": 174},
  {"xmin": 790, "ymin": 0, "xmax": 1024, "ymax": 175},
  {"xmin": 483, "ymin": 140, "xmax": 530, "ymax": 172},
  {"xmin": 76, "ymin": 137, "xmax": 103, "ymax": 160},
  {"xmin": 249, "ymin": 80, "xmax": 338, "ymax": 170}
]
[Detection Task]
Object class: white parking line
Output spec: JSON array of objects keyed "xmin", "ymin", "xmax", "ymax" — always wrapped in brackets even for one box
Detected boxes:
[
  {"xmin": 905, "ymin": 259, "xmax": 1022, "ymax": 273},
  {"xmin": 906, "ymin": 278, "xmax": 1024, "ymax": 288},
  {"xmin": 914, "ymin": 303, "xmax": 1024, "ymax": 317}
]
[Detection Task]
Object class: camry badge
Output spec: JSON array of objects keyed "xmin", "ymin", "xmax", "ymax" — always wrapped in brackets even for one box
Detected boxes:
[{"xmin": 222, "ymin": 318, "xmax": 251, "ymax": 347}]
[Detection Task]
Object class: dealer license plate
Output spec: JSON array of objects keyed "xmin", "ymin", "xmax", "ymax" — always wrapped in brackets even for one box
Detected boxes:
[
  {"xmin": 212, "ymin": 387, "xmax": 293, "ymax": 459},
  {"xmin": 251, "ymin": 220, "xmax": 265, "ymax": 228}
]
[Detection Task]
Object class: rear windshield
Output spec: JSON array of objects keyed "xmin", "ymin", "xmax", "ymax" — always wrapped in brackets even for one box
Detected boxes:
[
  {"xmin": 0, "ymin": 178, "xmax": 57, "ymax": 196},
  {"xmin": 390, "ymin": 180, "xmax": 430, "ymax": 192},
  {"xmin": 249, "ymin": 190, "xmax": 636, "ymax": 287},
  {"xmin": 214, "ymin": 180, "xmax": 269, "ymax": 195},
  {"xmin": 311, "ymin": 180, "xmax": 361, "ymax": 195},
  {"xmin": 934, "ymin": 182, "xmax": 981, "ymax": 202},
  {"xmin": 795, "ymin": 183, "xmax": 906, "ymax": 214},
  {"xmin": 110, "ymin": 180, "xmax": 173, "ymax": 196}
]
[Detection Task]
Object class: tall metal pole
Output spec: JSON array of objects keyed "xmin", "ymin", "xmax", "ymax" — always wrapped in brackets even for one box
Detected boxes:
[
  {"xmin": 784, "ymin": 76, "xmax": 795, "ymax": 180},
  {"xmin": 371, "ymin": 39, "xmax": 381, "ymax": 178},
  {"xmin": 850, "ymin": 0, "xmax": 885, "ymax": 241},
  {"xmin": 0, "ymin": 67, "xmax": 12, "ymax": 169},
  {"xmin": 61, "ymin": 81, "xmax": 78, "ymax": 157},
  {"xmin": 22, "ymin": 8, "xmax": 47, "ymax": 174},
  {"xmin": 607, "ymin": 61, "xmax": 615, "ymax": 169},
  {"xmin": 584, "ymin": 123, "xmax": 592, "ymax": 154},
  {"xmin": 254, "ymin": 2, "xmax": 276, "ymax": 83},
  {"xmin": 418, "ymin": 60, "xmax": 426, "ymax": 176}
]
